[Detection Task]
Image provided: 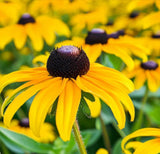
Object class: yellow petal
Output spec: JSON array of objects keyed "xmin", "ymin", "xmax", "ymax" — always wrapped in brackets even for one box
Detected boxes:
[
  {"xmin": 1, "ymin": 75, "xmax": 51, "ymax": 116},
  {"xmin": 56, "ymin": 80, "xmax": 81, "ymax": 141},
  {"xmin": 32, "ymin": 54, "xmax": 49, "ymax": 65},
  {"xmin": 83, "ymin": 44, "xmax": 102, "ymax": 63},
  {"xmin": 25, "ymin": 23, "xmax": 43, "ymax": 51},
  {"xmin": 121, "ymin": 128, "xmax": 160, "ymax": 153},
  {"xmin": 0, "ymin": 67, "xmax": 48, "ymax": 93},
  {"xmin": 76, "ymin": 76, "xmax": 126, "ymax": 129},
  {"xmin": 156, "ymin": 0, "xmax": 160, "ymax": 9},
  {"xmin": 102, "ymin": 44, "xmax": 134, "ymax": 70},
  {"xmin": 84, "ymin": 96, "xmax": 101, "ymax": 118},
  {"xmin": 146, "ymin": 70, "xmax": 159, "ymax": 92},
  {"xmin": 13, "ymin": 24, "xmax": 27, "ymax": 49},
  {"xmin": 3, "ymin": 78, "xmax": 56, "ymax": 127},
  {"xmin": 89, "ymin": 63, "xmax": 134, "ymax": 92},
  {"xmin": 134, "ymin": 138, "xmax": 160, "ymax": 154},
  {"xmin": 29, "ymin": 77, "xmax": 67, "ymax": 136},
  {"xmin": 83, "ymin": 73, "xmax": 135, "ymax": 121},
  {"xmin": 134, "ymin": 70, "xmax": 146, "ymax": 90}
]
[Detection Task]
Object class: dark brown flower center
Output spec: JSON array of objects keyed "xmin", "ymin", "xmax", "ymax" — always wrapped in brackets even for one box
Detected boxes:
[
  {"xmin": 129, "ymin": 11, "xmax": 139, "ymax": 18},
  {"xmin": 19, "ymin": 118, "xmax": 29, "ymax": 127},
  {"xmin": 47, "ymin": 45, "xmax": 90, "ymax": 79},
  {"xmin": 152, "ymin": 32, "xmax": 160, "ymax": 38},
  {"xmin": 141, "ymin": 60, "xmax": 158, "ymax": 70},
  {"xmin": 85, "ymin": 28, "xmax": 108, "ymax": 45},
  {"xmin": 18, "ymin": 13, "xmax": 36, "ymax": 25}
]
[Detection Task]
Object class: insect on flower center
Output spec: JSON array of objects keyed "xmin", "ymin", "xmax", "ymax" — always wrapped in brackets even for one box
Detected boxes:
[
  {"xmin": 47, "ymin": 45, "xmax": 90, "ymax": 79},
  {"xmin": 85, "ymin": 28, "xmax": 108, "ymax": 45},
  {"xmin": 19, "ymin": 118, "xmax": 29, "ymax": 128},
  {"xmin": 141, "ymin": 60, "xmax": 158, "ymax": 70},
  {"xmin": 18, "ymin": 13, "xmax": 36, "ymax": 25}
]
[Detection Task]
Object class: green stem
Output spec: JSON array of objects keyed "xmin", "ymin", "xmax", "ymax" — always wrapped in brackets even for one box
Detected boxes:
[
  {"xmin": 112, "ymin": 122, "xmax": 126, "ymax": 138},
  {"xmin": 132, "ymin": 87, "xmax": 149, "ymax": 132},
  {"xmin": 99, "ymin": 114, "xmax": 111, "ymax": 154},
  {"xmin": 73, "ymin": 120, "xmax": 87, "ymax": 154}
]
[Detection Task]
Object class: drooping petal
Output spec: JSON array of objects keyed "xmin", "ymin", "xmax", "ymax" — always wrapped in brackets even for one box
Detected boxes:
[
  {"xmin": 29, "ymin": 77, "xmax": 67, "ymax": 136},
  {"xmin": 82, "ymin": 73, "xmax": 135, "ymax": 121},
  {"xmin": 3, "ymin": 78, "xmax": 57, "ymax": 127},
  {"xmin": 102, "ymin": 44, "xmax": 134, "ymax": 70},
  {"xmin": 121, "ymin": 128, "xmax": 160, "ymax": 153},
  {"xmin": 134, "ymin": 138, "xmax": 160, "ymax": 154},
  {"xmin": 1, "ymin": 75, "xmax": 52, "ymax": 116},
  {"xmin": 0, "ymin": 67, "xmax": 48, "ymax": 93},
  {"xmin": 76, "ymin": 76, "xmax": 126, "ymax": 129},
  {"xmin": 134, "ymin": 70, "xmax": 146, "ymax": 90},
  {"xmin": 25, "ymin": 23, "xmax": 43, "ymax": 51},
  {"xmin": 89, "ymin": 63, "xmax": 134, "ymax": 92},
  {"xmin": 83, "ymin": 44, "xmax": 102, "ymax": 63},
  {"xmin": 125, "ymin": 141, "xmax": 143, "ymax": 152},
  {"xmin": 56, "ymin": 80, "xmax": 81, "ymax": 141},
  {"xmin": 146, "ymin": 70, "xmax": 158, "ymax": 92},
  {"xmin": 156, "ymin": 0, "xmax": 160, "ymax": 9},
  {"xmin": 13, "ymin": 24, "xmax": 27, "ymax": 49},
  {"xmin": 84, "ymin": 96, "xmax": 101, "ymax": 118}
]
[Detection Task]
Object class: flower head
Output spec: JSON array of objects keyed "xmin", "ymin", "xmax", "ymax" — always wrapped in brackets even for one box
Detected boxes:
[
  {"xmin": 121, "ymin": 128, "xmax": 160, "ymax": 154},
  {"xmin": 0, "ymin": 45, "xmax": 134, "ymax": 141},
  {"xmin": 123, "ymin": 59, "xmax": 160, "ymax": 92}
]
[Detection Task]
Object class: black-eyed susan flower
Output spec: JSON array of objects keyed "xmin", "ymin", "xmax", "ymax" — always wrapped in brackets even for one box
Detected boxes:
[
  {"xmin": 70, "ymin": 28, "xmax": 149, "ymax": 70},
  {"xmin": 121, "ymin": 128, "xmax": 160, "ymax": 154},
  {"xmin": 0, "ymin": 45, "xmax": 134, "ymax": 141},
  {"xmin": 0, "ymin": 118, "xmax": 57, "ymax": 143},
  {"xmin": 0, "ymin": 13, "xmax": 70, "ymax": 51},
  {"xmin": 123, "ymin": 59, "xmax": 160, "ymax": 92}
]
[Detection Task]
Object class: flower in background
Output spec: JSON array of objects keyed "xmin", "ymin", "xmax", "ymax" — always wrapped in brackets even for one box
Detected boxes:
[
  {"xmin": 0, "ymin": 118, "xmax": 57, "ymax": 143},
  {"xmin": 0, "ymin": 13, "xmax": 70, "ymax": 51},
  {"xmin": 0, "ymin": 44, "xmax": 134, "ymax": 141},
  {"xmin": 121, "ymin": 128, "xmax": 160, "ymax": 154},
  {"xmin": 123, "ymin": 59, "xmax": 160, "ymax": 92},
  {"xmin": 96, "ymin": 148, "xmax": 108, "ymax": 154}
]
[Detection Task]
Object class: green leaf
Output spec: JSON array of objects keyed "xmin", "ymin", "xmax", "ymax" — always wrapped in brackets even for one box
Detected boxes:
[
  {"xmin": 0, "ymin": 127, "xmax": 55, "ymax": 153},
  {"xmin": 112, "ymin": 139, "xmax": 123, "ymax": 154},
  {"xmin": 82, "ymin": 91, "xmax": 95, "ymax": 102}
]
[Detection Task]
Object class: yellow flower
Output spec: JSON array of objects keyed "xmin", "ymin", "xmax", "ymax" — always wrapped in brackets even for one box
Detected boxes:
[
  {"xmin": 123, "ymin": 59, "xmax": 160, "ymax": 92},
  {"xmin": 0, "ymin": 118, "xmax": 57, "ymax": 143},
  {"xmin": 121, "ymin": 128, "xmax": 160, "ymax": 154},
  {"xmin": 0, "ymin": 45, "xmax": 134, "ymax": 141},
  {"xmin": 127, "ymin": 0, "xmax": 160, "ymax": 11},
  {"xmin": 0, "ymin": 13, "xmax": 70, "ymax": 51},
  {"xmin": 96, "ymin": 148, "xmax": 108, "ymax": 154},
  {"xmin": 69, "ymin": 28, "xmax": 149, "ymax": 70}
]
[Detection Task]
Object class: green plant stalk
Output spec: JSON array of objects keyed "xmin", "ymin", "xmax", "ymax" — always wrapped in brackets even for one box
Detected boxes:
[
  {"xmin": 132, "ymin": 87, "xmax": 149, "ymax": 132},
  {"xmin": 73, "ymin": 120, "xmax": 87, "ymax": 154},
  {"xmin": 112, "ymin": 122, "xmax": 126, "ymax": 138},
  {"xmin": 100, "ymin": 114, "xmax": 111, "ymax": 154}
]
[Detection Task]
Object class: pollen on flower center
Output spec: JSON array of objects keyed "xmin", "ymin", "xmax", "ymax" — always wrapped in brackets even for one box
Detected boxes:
[
  {"xmin": 18, "ymin": 13, "xmax": 36, "ymax": 25},
  {"xmin": 19, "ymin": 118, "xmax": 29, "ymax": 127},
  {"xmin": 47, "ymin": 45, "xmax": 90, "ymax": 79},
  {"xmin": 85, "ymin": 28, "xmax": 108, "ymax": 45},
  {"xmin": 141, "ymin": 60, "xmax": 158, "ymax": 70}
]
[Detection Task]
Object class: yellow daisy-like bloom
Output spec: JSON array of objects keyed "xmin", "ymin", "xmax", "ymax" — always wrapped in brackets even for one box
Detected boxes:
[
  {"xmin": 96, "ymin": 148, "xmax": 108, "ymax": 154},
  {"xmin": 70, "ymin": 28, "xmax": 149, "ymax": 70},
  {"xmin": 0, "ymin": 45, "xmax": 134, "ymax": 141},
  {"xmin": 123, "ymin": 59, "xmax": 160, "ymax": 92},
  {"xmin": 0, "ymin": 118, "xmax": 56, "ymax": 143},
  {"xmin": 121, "ymin": 128, "xmax": 160, "ymax": 154},
  {"xmin": 0, "ymin": 13, "xmax": 70, "ymax": 51},
  {"xmin": 127, "ymin": 0, "xmax": 160, "ymax": 12}
]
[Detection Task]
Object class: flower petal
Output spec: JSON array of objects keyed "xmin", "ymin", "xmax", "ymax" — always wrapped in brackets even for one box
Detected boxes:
[
  {"xmin": 56, "ymin": 80, "xmax": 81, "ymax": 141},
  {"xmin": 29, "ymin": 77, "xmax": 67, "ymax": 136},
  {"xmin": 3, "ymin": 78, "xmax": 56, "ymax": 127},
  {"xmin": 84, "ymin": 96, "xmax": 101, "ymax": 118},
  {"xmin": 121, "ymin": 128, "xmax": 160, "ymax": 153},
  {"xmin": 76, "ymin": 75, "xmax": 126, "ymax": 129},
  {"xmin": 134, "ymin": 138, "xmax": 160, "ymax": 154}
]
